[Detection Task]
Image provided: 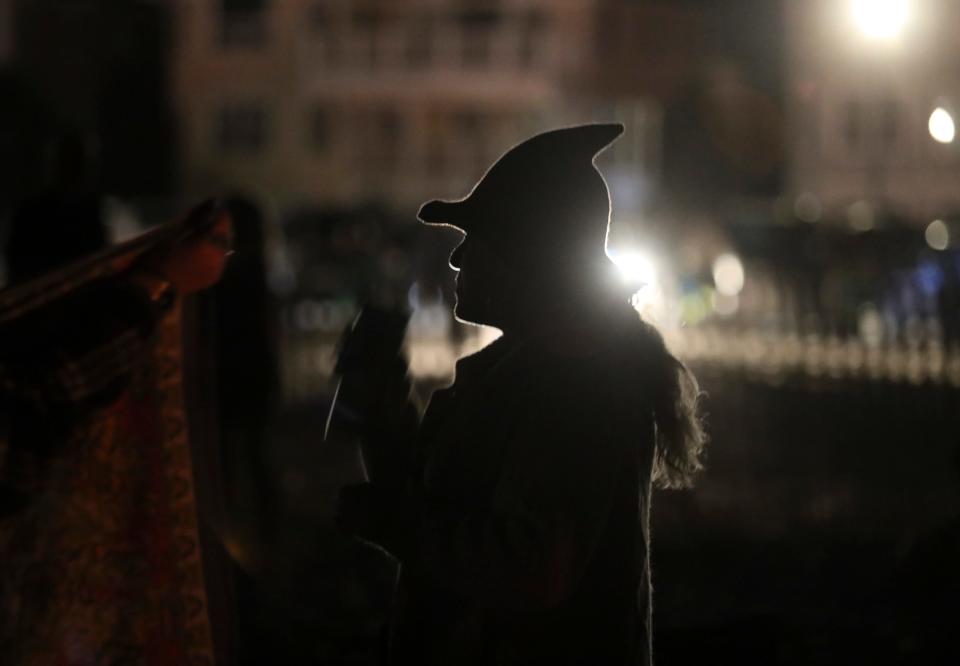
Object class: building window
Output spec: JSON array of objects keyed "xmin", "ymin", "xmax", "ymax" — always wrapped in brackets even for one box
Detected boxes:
[
  {"xmin": 351, "ymin": 4, "xmax": 381, "ymax": 31},
  {"xmin": 309, "ymin": 107, "xmax": 331, "ymax": 154},
  {"xmin": 219, "ymin": 0, "xmax": 267, "ymax": 48},
  {"xmin": 519, "ymin": 10, "xmax": 546, "ymax": 67},
  {"xmin": 406, "ymin": 14, "xmax": 434, "ymax": 68},
  {"xmin": 222, "ymin": 0, "xmax": 266, "ymax": 10},
  {"xmin": 459, "ymin": 8, "xmax": 499, "ymax": 67},
  {"xmin": 308, "ymin": 4, "xmax": 341, "ymax": 65},
  {"xmin": 351, "ymin": 4, "xmax": 385, "ymax": 69},
  {"xmin": 217, "ymin": 102, "xmax": 266, "ymax": 153},
  {"xmin": 458, "ymin": 6, "xmax": 501, "ymax": 29}
]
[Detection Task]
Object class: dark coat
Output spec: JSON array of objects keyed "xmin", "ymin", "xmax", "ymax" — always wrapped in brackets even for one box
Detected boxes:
[{"xmin": 347, "ymin": 304, "xmax": 656, "ymax": 666}]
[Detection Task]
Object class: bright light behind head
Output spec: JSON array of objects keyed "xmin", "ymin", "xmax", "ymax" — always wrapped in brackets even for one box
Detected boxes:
[
  {"xmin": 607, "ymin": 248, "xmax": 656, "ymax": 286},
  {"xmin": 851, "ymin": 0, "xmax": 910, "ymax": 41},
  {"xmin": 606, "ymin": 247, "xmax": 664, "ymax": 321},
  {"xmin": 929, "ymin": 107, "xmax": 956, "ymax": 144}
]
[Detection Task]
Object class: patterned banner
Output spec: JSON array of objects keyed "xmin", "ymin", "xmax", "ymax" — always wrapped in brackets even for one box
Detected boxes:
[
  {"xmin": 0, "ymin": 210, "xmax": 220, "ymax": 664},
  {"xmin": 0, "ymin": 299, "xmax": 215, "ymax": 665}
]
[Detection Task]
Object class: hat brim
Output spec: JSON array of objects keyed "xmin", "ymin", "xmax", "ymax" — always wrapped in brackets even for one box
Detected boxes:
[{"xmin": 417, "ymin": 199, "xmax": 471, "ymax": 231}]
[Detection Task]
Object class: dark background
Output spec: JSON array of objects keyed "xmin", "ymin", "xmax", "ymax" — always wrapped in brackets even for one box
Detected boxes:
[{"xmin": 2, "ymin": 0, "xmax": 958, "ymax": 663}]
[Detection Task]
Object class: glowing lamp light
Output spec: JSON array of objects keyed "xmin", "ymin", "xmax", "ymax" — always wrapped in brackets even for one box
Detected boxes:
[
  {"xmin": 712, "ymin": 253, "xmax": 745, "ymax": 297},
  {"xmin": 851, "ymin": 0, "xmax": 910, "ymax": 41},
  {"xmin": 607, "ymin": 248, "xmax": 656, "ymax": 286},
  {"xmin": 929, "ymin": 108, "xmax": 956, "ymax": 144}
]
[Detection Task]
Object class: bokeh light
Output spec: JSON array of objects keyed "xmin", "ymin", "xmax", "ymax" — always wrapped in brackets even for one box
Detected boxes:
[
  {"xmin": 794, "ymin": 192, "xmax": 823, "ymax": 224},
  {"xmin": 847, "ymin": 200, "xmax": 875, "ymax": 232},
  {"xmin": 928, "ymin": 107, "xmax": 956, "ymax": 144},
  {"xmin": 851, "ymin": 0, "xmax": 910, "ymax": 41},
  {"xmin": 712, "ymin": 253, "xmax": 745, "ymax": 296},
  {"xmin": 858, "ymin": 304, "xmax": 885, "ymax": 347},
  {"xmin": 925, "ymin": 219, "xmax": 950, "ymax": 250}
]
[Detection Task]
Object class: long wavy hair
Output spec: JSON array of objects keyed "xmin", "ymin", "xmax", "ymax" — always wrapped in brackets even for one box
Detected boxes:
[
  {"xmin": 636, "ymin": 319, "xmax": 707, "ymax": 489},
  {"xmin": 547, "ymin": 249, "xmax": 707, "ymax": 489}
]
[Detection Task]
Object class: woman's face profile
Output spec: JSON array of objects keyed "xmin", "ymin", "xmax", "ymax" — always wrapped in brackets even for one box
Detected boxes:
[{"xmin": 449, "ymin": 233, "xmax": 518, "ymax": 327}]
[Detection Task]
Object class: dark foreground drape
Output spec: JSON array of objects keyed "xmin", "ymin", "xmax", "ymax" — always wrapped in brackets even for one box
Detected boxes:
[
  {"xmin": 0, "ymin": 223, "xmax": 225, "ymax": 664},
  {"xmin": 0, "ymin": 297, "xmax": 216, "ymax": 664}
]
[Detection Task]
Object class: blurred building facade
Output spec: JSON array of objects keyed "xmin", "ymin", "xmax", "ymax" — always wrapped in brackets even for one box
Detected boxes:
[
  {"xmin": 170, "ymin": 0, "xmax": 705, "ymax": 399},
  {"xmin": 786, "ymin": 0, "xmax": 960, "ymax": 227},
  {"xmin": 175, "ymin": 0, "xmax": 580, "ymax": 211},
  {"xmin": 171, "ymin": 0, "xmax": 704, "ymax": 216}
]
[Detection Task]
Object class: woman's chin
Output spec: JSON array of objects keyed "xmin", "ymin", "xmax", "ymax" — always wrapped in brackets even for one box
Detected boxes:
[{"xmin": 453, "ymin": 298, "xmax": 481, "ymax": 326}]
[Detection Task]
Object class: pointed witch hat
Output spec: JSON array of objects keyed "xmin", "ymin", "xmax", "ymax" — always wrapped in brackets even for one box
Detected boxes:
[{"xmin": 417, "ymin": 123, "xmax": 624, "ymax": 250}]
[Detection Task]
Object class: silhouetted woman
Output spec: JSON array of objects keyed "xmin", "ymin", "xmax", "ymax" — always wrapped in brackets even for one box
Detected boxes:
[{"xmin": 335, "ymin": 124, "xmax": 705, "ymax": 666}]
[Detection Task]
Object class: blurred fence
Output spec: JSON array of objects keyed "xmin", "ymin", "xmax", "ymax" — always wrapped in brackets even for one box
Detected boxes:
[{"xmin": 668, "ymin": 327, "xmax": 960, "ymax": 386}]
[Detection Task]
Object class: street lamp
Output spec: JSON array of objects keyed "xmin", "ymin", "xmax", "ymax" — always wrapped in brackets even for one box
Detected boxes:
[{"xmin": 851, "ymin": 0, "xmax": 910, "ymax": 41}]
